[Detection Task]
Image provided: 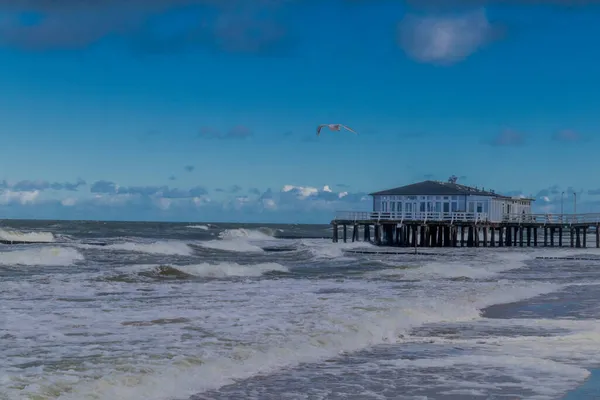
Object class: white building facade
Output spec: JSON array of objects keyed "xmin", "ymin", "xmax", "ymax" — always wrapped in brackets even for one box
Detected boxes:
[{"xmin": 369, "ymin": 179, "xmax": 533, "ymax": 223}]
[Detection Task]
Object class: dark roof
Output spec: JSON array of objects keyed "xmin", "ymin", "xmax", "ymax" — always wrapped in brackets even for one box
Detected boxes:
[{"xmin": 369, "ymin": 180, "xmax": 513, "ymax": 198}]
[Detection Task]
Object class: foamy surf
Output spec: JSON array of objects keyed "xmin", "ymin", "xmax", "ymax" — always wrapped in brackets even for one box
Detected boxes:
[
  {"xmin": 127, "ymin": 262, "xmax": 289, "ymax": 278},
  {"xmin": 0, "ymin": 228, "xmax": 55, "ymax": 243},
  {"xmin": 197, "ymin": 228, "xmax": 276, "ymax": 253},
  {"xmin": 48, "ymin": 279, "xmax": 560, "ymax": 400},
  {"xmin": 0, "ymin": 246, "xmax": 84, "ymax": 266},
  {"xmin": 300, "ymin": 238, "xmax": 373, "ymax": 259},
  {"xmin": 373, "ymin": 252, "xmax": 530, "ymax": 280},
  {"xmin": 186, "ymin": 224, "xmax": 210, "ymax": 230},
  {"xmin": 104, "ymin": 241, "xmax": 193, "ymax": 256},
  {"xmin": 4, "ymin": 221, "xmax": 600, "ymax": 400}
]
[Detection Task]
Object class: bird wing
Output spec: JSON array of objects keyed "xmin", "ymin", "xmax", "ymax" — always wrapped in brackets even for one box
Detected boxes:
[
  {"xmin": 316, "ymin": 124, "xmax": 326, "ymax": 136},
  {"xmin": 341, "ymin": 125, "xmax": 358, "ymax": 134}
]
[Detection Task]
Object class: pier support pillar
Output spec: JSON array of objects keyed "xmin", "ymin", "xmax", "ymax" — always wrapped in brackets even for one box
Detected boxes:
[
  {"xmin": 460, "ymin": 226, "xmax": 465, "ymax": 247},
  {"xmin": 559, "ymin": 227, "xmax": 563, "ymax": 247},
  {"xmin": 526, "ymin": 227, "xmax": 531, "ymax": 247},
  {"xmin": 498, "ymin": 227, "xmax": 503, "ymax": 247},
  {"xmin": 332, "ymin": 224, "xmax": 338, "ymax": 243},
  {"xmin": 412, "ymin": 225, "xmax": 418, "ymax": 247},
  {"xmin": 490, "ymin": 227, "xmax": 495, "ymax": 247},
  {"xmin": 534, "ymin": 227, "xmax": 538, "ymax": 247},
  {"xmin": 576, "ymin": 227, "xmax": 581, "ymax": 248},
  {"xmin": 543, "ymin": 227, "xmax": 548, "ymax": 247},
  {"xmin": 571, "ymin": 228, "xmax": 575, "ymax": 247},
  {"xmin": 550, "ymin": 227, "xmax": 555, "ymax": 247},
  {"xmin": 437, "ymin": 225, "xmax": 444, "ymax": 247},
  {"xmin": 519, "ymin": 226, "xmax": 524, "ymax": 247},
  {"xmin": 385, "ymin": 225, "xmax": 395, "ymax": 246},
  {"xmin": 364, "ymin": 224, "xmax": 370, "ymax": 243},
  {"xmin": 343, "ymin": 224, "xmax": 347, "ymax": 243},
  {"xmin": 596, "ymin": 224, "xmax": 600, "ymax": 248},
  {"xmin": 427, "ymin": 226, "xmax": 434, "ymax": 247},
  {"xmin": 583, "ymin": 227, "xmax": 587, "ymax": 248},
  {"xmin": 374, "ymin": 224, "xmax": 381, "ymax": 246},
  {"xmin": 483, "ymin": 227, "xmax": 488, "ymax": 247}
]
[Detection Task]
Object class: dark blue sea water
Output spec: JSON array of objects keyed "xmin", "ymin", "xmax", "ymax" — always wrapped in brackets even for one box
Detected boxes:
[{"xmin": 0, "ymin": 220, "xmax": 599, "ymax": 399}]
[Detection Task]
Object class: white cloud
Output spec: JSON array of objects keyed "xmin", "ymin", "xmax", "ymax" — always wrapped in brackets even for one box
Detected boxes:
[
  {"xmin": 281, "ymin": 184, "xmax": 319, "ymax": 198},
  {"xmin": 2, "ymin": 178, "xmax": 600, "ymax": 223},
  {"xmin": 0, "ymin": 180, "xmax": 369, "ymax": 222},
  {"xmin": 0, "ymin": 190, "xmax": 40, "ymax": 205},
  {"xmin": 61, "ymin": 198, "xmax": 77, "ymax": 207},
  {"xmin": 262, "ymin": 198, "xmax": 277, "ymax": 210},
  {"xmin": 397, "ymin": 8, "xmax": 498, "ymax": 65},
  {"xmin": 154, "ymin": 197, "xmax": 172, "ymax": 210}
]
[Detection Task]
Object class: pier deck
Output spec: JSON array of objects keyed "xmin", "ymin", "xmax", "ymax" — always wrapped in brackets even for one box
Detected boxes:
[{"xmin": 331, "ymin": 211, "xmax": 600, "ymax": 248}]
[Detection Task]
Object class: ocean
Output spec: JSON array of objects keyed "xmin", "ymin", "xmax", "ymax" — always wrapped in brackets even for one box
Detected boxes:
[{"xmin": 1, "ymin": 219, "xmax": 599, "ymax": 400}]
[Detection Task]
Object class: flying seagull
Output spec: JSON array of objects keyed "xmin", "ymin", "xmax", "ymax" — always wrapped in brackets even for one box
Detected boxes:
[{"xmin": 316, "ymin": 124, "xmax": 358, "ymax": 136}]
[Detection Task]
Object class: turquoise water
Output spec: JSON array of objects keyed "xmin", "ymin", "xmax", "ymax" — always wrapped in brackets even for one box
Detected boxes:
[{"xmin": 563, "ymin": 370, "xmax": 600, "ymax": 399}]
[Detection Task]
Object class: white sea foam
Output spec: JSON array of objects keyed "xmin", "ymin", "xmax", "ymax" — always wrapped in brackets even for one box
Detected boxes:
[
  {"xmin": 0, "ymin": 228, "xmax": 55, "ymax": 243},
  {"xmin": 197, "ymin": 228, "xmax": 275, "ymax": 253},
  {"xmin": 104, "ymin": 241, "xmax": 193, "ymax": 256},
  {"xmin": 0, "ymin": 251, "xmax": 562, "ymax": 400},
  {"xmin": 2, "ymin": 246, "xmax": 598, "ymax": 400},
  {"xmin": 374, "ymin": 252, "xmax": 530, "ymax": 280},
  {"xmin": 128, "ymin": 262, "xmax": 289, "ymax": 278},
  {"xmin": 218, "ymin": 228, "xmax": 275, "ymax": 240},
  {"xmin": 186, "ymin": 224, "xmax": 209, "ymax": 230},
  {"xmin": 0, "ymin": 246, "xmax": 84, "ymax": 266},
  {"xmin": 199, "ymin": 239, "xmax": 265, "ymax": 253},
  {"xmin": 300, "ymin": 238, "xmax": 373, "ymax": 259}
]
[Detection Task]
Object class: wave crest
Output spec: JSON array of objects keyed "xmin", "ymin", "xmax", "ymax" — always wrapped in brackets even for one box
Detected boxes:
[
  {"xmin": 105, "ymin": 241, "xmax": 193, "ymax": 256},
  {"xmin": 0, "ymin": 247, "xmax": 84, "ymax": 266},
  {"xmin": 0, "ymin": 228, "xmax": 55, "ymax": 243},
  {"xmin": 135, "ymin": 262, "xmax": 289, "ymax": 278}
]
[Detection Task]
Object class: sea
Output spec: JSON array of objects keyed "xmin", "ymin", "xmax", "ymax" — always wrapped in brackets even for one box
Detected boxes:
[{"xmin": 1, "ymin": 219, "xmax": 599, "ymax": 400}]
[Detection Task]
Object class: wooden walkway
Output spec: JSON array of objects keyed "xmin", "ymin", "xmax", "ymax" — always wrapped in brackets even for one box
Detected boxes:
[{"xmin": 332, "ymin": 211, "xmax": 600, "ymax": 248}]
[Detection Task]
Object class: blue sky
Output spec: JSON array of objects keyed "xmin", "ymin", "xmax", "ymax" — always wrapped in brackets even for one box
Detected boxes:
[{"xmin": 0, "ymin": 0, "xmax": 599, "ymax": 223}]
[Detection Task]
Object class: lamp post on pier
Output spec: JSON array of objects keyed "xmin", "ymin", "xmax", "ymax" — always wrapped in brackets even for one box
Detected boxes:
[
  {"xmin": 561, "ymin": 191, "xmax": 564, "ymax": 223},
  {"xmin": 573, "ymin": 191, "xmax": 577, "ymax": 223}
]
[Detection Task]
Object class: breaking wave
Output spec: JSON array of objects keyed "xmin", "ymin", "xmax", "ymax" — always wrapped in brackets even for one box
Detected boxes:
[
  {"xmin": 104, "ymin": 241, "xmax": 193, "ymax": 256},
  {"xmin": 132, "ymin": 262, "xmax": 289, "ymax": 279},
  {"xmin": 198, "ymin": 228, "xmax": 276, "ymax": 253},
  {"xmin": 0, "ymin": 246, "xmax": 84, "ymax": 266},
  {"xmin": 0, "ymin": 228, "xmax": 55, "ymax": 243}
]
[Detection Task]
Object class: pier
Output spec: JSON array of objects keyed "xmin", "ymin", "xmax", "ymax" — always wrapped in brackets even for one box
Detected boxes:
[{"xmin": 331, "ymin": 211, "xmax": 600, "ymax": 248}]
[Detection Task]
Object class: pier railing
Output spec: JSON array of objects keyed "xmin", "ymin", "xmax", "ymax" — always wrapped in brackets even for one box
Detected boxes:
[
  {"xmin": 334, "ymin": 211, "xmax": 489, "ymax": 223},
  {"xmin": 502, "ymin": 213, "xmax": 600, "ymax": 224},
  {"xmin": 335, "ymin": 211, "xmax": 600, "ymax": 225}
]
